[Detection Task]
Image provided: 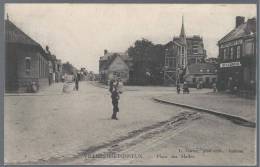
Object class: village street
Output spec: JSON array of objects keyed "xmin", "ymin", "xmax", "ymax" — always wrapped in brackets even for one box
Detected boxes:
[{"xmin": 4, "ymin": 81, "xmax": 256, "ymax": 165}]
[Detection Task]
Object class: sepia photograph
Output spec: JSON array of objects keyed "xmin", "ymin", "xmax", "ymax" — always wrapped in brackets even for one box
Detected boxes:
[{"xmin": 3, "ymin": 2, "xmax": 258, "ymax": 165}]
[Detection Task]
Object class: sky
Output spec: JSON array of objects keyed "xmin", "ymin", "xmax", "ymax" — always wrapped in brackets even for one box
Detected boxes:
[{"xmin": 5, "ymin": 4, "xmax": 256, "ymax": 73}]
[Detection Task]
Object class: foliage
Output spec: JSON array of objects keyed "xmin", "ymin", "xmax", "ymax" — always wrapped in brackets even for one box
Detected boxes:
[{"xmin": 127, "ymin": 38, "xmax": 165, "ymax": 85}]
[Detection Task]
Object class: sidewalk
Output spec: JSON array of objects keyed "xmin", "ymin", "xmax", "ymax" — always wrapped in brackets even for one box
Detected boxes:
[
  {"xmin": 153, "ymin": 92, "xmax": 256, "ymax": 126},
  {"xmin": 5, "ymin": 82, "xmax": 65, "ymax": 96}
]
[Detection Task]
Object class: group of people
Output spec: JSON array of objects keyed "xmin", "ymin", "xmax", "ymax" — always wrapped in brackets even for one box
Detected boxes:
[
  {"xmin": 177, "ymin": 81, "xmax": 218, "ymax": 94},
  {"xmin": 109, "ymin": 78, "xmax": 123, "ymax": 120},
  {"xmin": 176, "ymin": 82, "xmax": 190, "ymax": 94}
]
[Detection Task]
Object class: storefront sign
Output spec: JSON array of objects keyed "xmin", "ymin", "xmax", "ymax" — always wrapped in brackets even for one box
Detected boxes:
[
  {"xmin": 220, "ymin": 39, "xmax": 243, "ymax": 48},
  {"xmin": 220, "ymin": 62, "xmax": 241, "ymax": 68}
]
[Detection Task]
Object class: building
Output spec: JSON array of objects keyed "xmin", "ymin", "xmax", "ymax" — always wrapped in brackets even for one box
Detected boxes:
[
  {"xmin": 99, "ymin": 50, "xmax": 132, "ymax": 84},
  {"xmin": 172, "ymin": 18, "xmax": 207, "ymax": 66},
  {"xmin": 5, "ymin": 19, "xmax": 49, "ymax": 92},
  {"xmin": 205, "ymin": 57, "xmax": 218, "ymax": 65},
  {"xmin": 164, "ymin": 16, "xmax": 207, "ymax": 85},
  {"xmin": 184, "ymin": 63, "xmax": 217, "ymax": 88},
  {"xmin": 217, "ymin": 16, "xmax": 256, "ymax": 93},
  {"xmin": 55, "ymin": 59, "xmax": 63, "ymax": 82},
  {"xmin": 44, "ymin": 46, "xmax": 63, "ymax": 84},
  {"xmin": 62, "ymin": 62, "xmax": 77, "ymax": 75}
]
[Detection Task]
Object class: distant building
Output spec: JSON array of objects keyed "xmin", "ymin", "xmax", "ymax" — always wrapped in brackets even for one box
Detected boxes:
[
  {"xmin": 184, "ymin": 63, "xmax": 217, "ymax": 88},
  {"xmin": 5, "ymin": 19, "xmax": 49, "ymax": 92},
  {"xmin": 44, "ymin": 46, "xmax": 63, "ymax": 83},
  {"xmin": 99, "ymin": 50, "xmax": 132, "ymax": 84},
  {"xmin": 205, "ymin": 57, "xmax": 218, "ymax": 65},
  {"xmin": 217, "ymin": 16, "xmax": 256, "ymax": 93},
  {"xmin": 62, "ymin": 62, "xmax": 77, "ymax": 75},
  {"xmin": 164, "ymin": 16, "xmax": 207, "ymax": 85}
]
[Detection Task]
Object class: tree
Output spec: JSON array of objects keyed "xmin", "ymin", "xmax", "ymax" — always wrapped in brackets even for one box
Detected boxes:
[{"xmin": 127, "ymin": 39, "xmax": 165, "ymax": 85}]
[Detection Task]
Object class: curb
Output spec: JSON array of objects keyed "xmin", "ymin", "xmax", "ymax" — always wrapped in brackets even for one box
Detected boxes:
[{"xmin": 152, "ymin": 97, "xmax": 256, "ymax": 128}]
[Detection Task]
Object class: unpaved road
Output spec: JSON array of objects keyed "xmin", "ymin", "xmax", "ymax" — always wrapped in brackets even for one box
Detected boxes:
[{"xmin": 5, "ymin": 82, "xmax": 256, "ymax": 165}]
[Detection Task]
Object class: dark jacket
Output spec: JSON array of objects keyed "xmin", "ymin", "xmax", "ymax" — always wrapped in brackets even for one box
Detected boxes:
[{"xmin": 111, "ymin": 90, "xmax": 119, "ymax": 102}]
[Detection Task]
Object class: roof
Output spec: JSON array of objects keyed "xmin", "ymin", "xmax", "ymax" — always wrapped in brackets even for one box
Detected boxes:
[
  {"xmin": 100, "ymin": 54, "xmax": 118, "ymax": 71},
  {"xmin": 100, "ymin": 52, "xmax": 132, "ymax": 72},
  {"xmin": 218, "ymin": 18, "xmax": 256, "ymax": 44},
  {"xmin": 186, "ymin": 63, "xmax": 217, "ymax": 75},
  {"xmin": 5, "ymin": 19, "xmax": 41, "ymax": 47},
  {"xmin": 100, "ymin": 52, "xmax": 129, "ymax": 61}
]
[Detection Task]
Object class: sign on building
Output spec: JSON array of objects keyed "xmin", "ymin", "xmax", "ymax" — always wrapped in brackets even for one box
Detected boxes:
[{"xmin": 220, "ymin": 62, "xmax": 241, "ymax": 68}]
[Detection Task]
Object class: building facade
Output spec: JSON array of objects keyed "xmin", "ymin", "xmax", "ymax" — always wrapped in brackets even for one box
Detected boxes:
[
  {"xmin": 99, "ymin": 50, "xmax": 132, "ymax": 84},
  {"xmin": 5, "ymin": 19, "xmax": 49, "ymax": 92},
  {"xmin": 217, "ymin": 16, "xmax": 256, "ymax": 93},
  {"xmin": 164, "ymin": 17, "xmax": 207, "ymax": 85},
  {"xmin": 184, "ymin": 63, "xmax": 217, "ymax": 88}
]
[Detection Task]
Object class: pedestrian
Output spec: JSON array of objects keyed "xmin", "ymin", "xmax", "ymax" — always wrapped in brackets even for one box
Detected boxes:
[
  {"xmin": 111, "ymin": 85, "xmax": 120, "ymax": 120},
  {"xmin": 212, "ymin": 82, "xmax": 217, "ymax": 93},
  {"xmin": 183, "ymin": 82, "xmax": 189, "ymax": 94},
  {"xmin": 75, "ymin": 74, "xmax": 79, "ymax": 91},
  {"xmin": 177, "ymin": 83, "xmax": 180, "ymax": 94},
  {"xmin": 48, "ymin": 73, "xmax": 52, "ymax": 85}
]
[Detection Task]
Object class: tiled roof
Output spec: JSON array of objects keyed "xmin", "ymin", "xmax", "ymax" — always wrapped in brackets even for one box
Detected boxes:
[
  {"xmin": 186, "ymin": 63, "xmax": 217, "ymax": 75},
  {"xmin": 218, "ymin": 18, "xmax": 256, "ymax": 44},
  {"xmin": 5, "ymin": 19, "xmax": 41, "ymax": 47}
]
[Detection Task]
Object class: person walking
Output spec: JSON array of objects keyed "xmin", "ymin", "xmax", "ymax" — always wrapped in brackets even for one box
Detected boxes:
[
  {"xmin": 176, "ymin": 83, "xmax": 180, "ymax": 94},
  {"xmin": 183, "ymin": 82, "xmax": 190, "ymax": 94},
  {"xmin": 212, "ymin": 82, "xmax": 217, "ymax": 93},
  {"xmin": 111, "ymin": 85, "xmax": 120, "ymax": 120},
  {"xmin": 75, "ymin": 73, "xmax": 79, "ymax": 91}
]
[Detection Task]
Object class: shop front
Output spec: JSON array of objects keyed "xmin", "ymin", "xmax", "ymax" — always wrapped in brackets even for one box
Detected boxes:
[{"xmin": 218, "ymin": 60, "xmax": 255, "ymax": 92}]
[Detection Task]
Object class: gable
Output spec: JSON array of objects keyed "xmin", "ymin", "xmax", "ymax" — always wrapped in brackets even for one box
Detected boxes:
[
  {"xmin": 108, "ymin": 56, "xmax": 129, "ymax": 71},
  {"xmin": 5, "ymin": 20, "xmax": 41, "ymax": 47}
]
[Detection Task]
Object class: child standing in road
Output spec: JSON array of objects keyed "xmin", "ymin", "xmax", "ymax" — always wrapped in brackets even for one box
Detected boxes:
[{"xmin": 111, "ymin": 85, "xmax": 120, "ymax": 120}]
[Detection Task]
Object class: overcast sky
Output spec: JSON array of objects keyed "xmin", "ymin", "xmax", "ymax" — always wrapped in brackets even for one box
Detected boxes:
[{"xmin": 5, "ymin": 4, "xmax": 256, "ymax": 72}]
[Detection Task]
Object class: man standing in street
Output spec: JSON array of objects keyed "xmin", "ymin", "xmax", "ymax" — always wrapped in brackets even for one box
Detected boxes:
[
  {"xmin": 75, "ymin": 73, "xmax": 79, "ymax": 91},
  {"xmin": 111, "ymin": 84, "xmax": 120, "ymax": 120}
]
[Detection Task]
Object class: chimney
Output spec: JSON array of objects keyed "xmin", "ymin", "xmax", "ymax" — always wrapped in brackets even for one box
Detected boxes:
[
  {"xmin": 104, "ymin": 49, "xmax": 108, "ymax": 55},
  {"xmin": 236, "ymin": 16, "xmax": 245, "ymax": 28},
  {"xmin": 247, "ymin": 17, "xmax": 256, "ymax": 33}
]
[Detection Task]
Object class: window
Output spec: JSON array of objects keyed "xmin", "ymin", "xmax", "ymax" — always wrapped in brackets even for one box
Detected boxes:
[
  {"xmin": 182, "ymin": 47, "xmax": 185, "ymax": 54},
  {"xmin": 113, "ymin": 71, "xmax": 120, "ymax": 78},
  {"xmin": 192, "ymin": 78, "xmax": 196, "ymax": 83},
  {"xmin": 206, "ymin": 77, "xmax": 210, "ymax": 83},
  {"xmin": 25, "ymin": 57, "xmax": 31, "ymax": 74},
  {"xmin": 226, "ymin": 48, "xmax": 229, "ymax": 60},
  {"xmin": 223, "ymin": 48, "xmax": 226, "ymax": 60},
  {"xmin": 165, "ymin": 58, "xmax": 169, "ymax": 67},
  {"xmin": 237, "ymin": 46, "xmax": 241, "ymax": 59},
  {"xmin": 245, "ymin": 41, "xmax": 254, "ymax": 56},
  {"xmin": 230, "ymin": 47, "xmax": 234, "ymax": 60}
]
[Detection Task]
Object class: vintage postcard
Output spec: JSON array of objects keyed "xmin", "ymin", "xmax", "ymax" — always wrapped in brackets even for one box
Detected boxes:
[{"xmin": 4, "ymin": 3, "xmax": 257, "ymax": 165}]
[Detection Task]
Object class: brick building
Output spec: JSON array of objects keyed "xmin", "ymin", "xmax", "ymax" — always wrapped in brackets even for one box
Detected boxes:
[
  {"xmin": 217, "ymin": 16, "xmax": 256, "ymax": 93},
  {"xmin": 5, "ymin": 19, "xmax": 49, "ymax": 92}
]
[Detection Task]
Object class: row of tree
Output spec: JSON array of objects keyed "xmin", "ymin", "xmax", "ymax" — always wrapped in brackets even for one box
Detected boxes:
[{"xmin": 127, "ymin": 38, "xmax": 165, "ymax": 85}]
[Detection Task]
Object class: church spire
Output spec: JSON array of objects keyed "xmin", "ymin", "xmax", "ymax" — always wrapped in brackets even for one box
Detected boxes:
[
  {"xmin": 180, "ymin": 15, "xmax": 186, "ymax": 38},
  {"xmin": 179, "ymin": 15, "xmax": 187, "ymax": 45}
]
